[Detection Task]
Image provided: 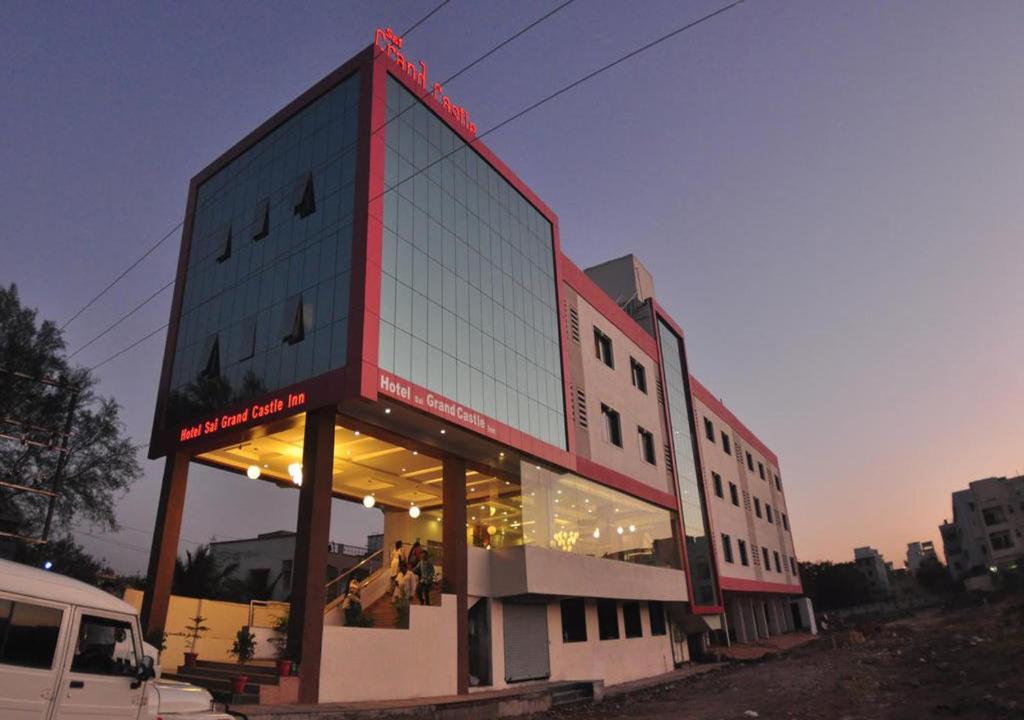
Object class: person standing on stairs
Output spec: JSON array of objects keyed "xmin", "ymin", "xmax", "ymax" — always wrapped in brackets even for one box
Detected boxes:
[
  {"xmin": 389, "ymin": 540, "xmax": 405, "ymax": 594},
  {"xmin": 416, "ymin": 550, "xmax": 435, "ymax": 605}
]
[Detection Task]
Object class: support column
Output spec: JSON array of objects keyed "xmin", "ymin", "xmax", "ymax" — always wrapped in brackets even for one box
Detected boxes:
[
  {"xmin": 141, "ymin": 452, "xmax": 190, "ymax": 640},
  {"xmin": 287, "ymin": 406, "xmax": 336, "ymax": 704},
  {"xmin": 442, "ymin": 455, "xmax": 468, "ymax": 695}
]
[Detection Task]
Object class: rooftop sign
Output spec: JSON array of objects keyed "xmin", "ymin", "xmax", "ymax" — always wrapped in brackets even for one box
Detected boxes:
[{"xmin": 375, "ymin": 27, "xmax": 478, "ymax": 137}]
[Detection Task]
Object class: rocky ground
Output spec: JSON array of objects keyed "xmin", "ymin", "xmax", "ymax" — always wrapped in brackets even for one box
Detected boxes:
[{"xmin": 532, "ymin": 595, "xmax": 1024, "ymax": 720}]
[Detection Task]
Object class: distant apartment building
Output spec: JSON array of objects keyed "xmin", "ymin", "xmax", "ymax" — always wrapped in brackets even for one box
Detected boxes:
[
  {"xmin": 854, "ymin": 546, "xmax": 892, "ymax": 596},
  {"xmin": 210, "ymin": 530, "xmax": 372, "ymax": 601},
  {"xmin": 905, "ymin": 540, "xmax": 937, "ymax": 574},
  {"xmin": 940, "ymin": 475, "xmax": 1024, "ymax": 580}
]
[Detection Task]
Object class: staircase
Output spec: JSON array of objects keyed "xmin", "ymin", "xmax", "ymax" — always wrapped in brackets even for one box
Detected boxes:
[{"xmin": 165, "ymin": 659, "xmax": 286, "ymax": 705}]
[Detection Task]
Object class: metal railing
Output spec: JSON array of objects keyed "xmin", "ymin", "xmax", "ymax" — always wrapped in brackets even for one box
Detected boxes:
[{"xmin": 324, "ymin": 548, "xmax": 384, "ymax": 603}]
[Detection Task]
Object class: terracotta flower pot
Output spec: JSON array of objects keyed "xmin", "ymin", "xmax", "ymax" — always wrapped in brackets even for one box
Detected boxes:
[
  {"xmin": 276, "ymin": 659, "xmax": 291, "ymax": 677},
  {"xmin": 231, "ymin": 675, "xmax": 248, "ymax": 695},
  {"xmin": 183, "ymin": 652, "xmax": 198, "ymax": 668}
]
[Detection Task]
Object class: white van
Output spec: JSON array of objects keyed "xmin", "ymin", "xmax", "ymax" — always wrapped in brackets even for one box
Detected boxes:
[{"xmin": 0, "ymin": 558, "xmax": 233, "ymax": 719}]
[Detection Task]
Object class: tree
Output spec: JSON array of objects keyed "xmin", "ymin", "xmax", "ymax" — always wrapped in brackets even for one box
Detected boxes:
[
  {"xmin": 799, "ymin": 560, "xmax": 873, "ymax": 610},
  {"xmin": 13, "ymin": 535, "xmax": 110, "ymax": 585},
  {"xmin": 0, "ymin": 284, "xmax": 141, "ymax": 541},
  {"xmin": 173, "ymin": 544, "xmax": 239, "ymax": 599}
]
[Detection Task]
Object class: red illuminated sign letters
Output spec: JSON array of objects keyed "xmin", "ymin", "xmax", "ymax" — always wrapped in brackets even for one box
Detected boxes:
[
  {"xmin": 178, "ymin": 391, "xmax": 307, "ymax": 443},
  {"xmin": 375, "ymin": 27, "xmax": 478, "ymax": 137}
]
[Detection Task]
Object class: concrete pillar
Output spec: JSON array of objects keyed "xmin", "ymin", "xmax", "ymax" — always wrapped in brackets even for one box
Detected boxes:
[
  {"xmin": 287, "ymin": 406, "xmax": 336, "ymax": 704},
  {"xmin": 767, "ymin": 598, "xmax": 782, "ymax": 635},
  {"xmin": 783, "ymin": 599, "xmax": 796, "ymax": 632},
  {"xmin": 442, "ymin": 455, "xmax": 468, "ymax": 695},
  {"xmin": 141, "ymin": 452, "xmax": 190, "ymax": 640},
  {"xmin": 730, "ymin": 598, "xmax": 749, "ymax": 643},
  {"xmin": 745, "ymin": 599, "xmax": 762, "ymax": 640},
  {"xmin": 753, "ymin": 600, "xmax": 769, "ymax": 639}
]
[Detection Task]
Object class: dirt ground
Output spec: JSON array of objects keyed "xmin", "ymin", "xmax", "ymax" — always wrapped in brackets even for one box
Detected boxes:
[{"xmin": 531, "ymin": 596, "xmax": 1024, "ymax": 720}]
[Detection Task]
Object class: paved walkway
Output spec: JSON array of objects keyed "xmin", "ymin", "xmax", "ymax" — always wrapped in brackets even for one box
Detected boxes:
[
  {"xmin": 715, "ymin": 631, "xmax": 818, "ymax": 661},
  {"xmin": 229, "ymin": 664, "xmax": 724, "ymax": 720}
]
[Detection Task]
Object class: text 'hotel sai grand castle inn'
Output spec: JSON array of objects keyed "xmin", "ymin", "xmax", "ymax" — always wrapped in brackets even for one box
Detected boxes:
[{"xmin": 143, "ymin": 32, "xmax": 813, "ymax": 705}]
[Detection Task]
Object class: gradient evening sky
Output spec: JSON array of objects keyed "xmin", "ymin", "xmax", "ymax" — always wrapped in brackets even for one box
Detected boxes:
[{"xmin": 3, "ymin": 1, "xmax": 1022, "ymax": 574}]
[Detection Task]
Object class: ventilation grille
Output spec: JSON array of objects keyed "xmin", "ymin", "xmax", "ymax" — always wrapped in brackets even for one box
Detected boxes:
[
  {"xmin": 574, "ymin": 386, "xmax": 588, "ymax": 429},
  {"xmin": 656, "ymin": 377, "xmax": 665, "ymax": 406},
  {"xmin": 752, "ymin": 545, "xmax": 761, "ymax": 567},
  {"xmin": 568, "ymin": 305, "xmax": 580, "ymax": 343},
  {"xmin": 664, "ymin": 444, "xmax": 674, "ymax": 476},
  {"xmin": 743, "ymin": 490, "xmax": 752, "ymax": 512}
]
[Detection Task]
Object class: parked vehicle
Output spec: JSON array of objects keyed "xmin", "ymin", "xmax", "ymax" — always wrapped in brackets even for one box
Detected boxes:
[{"xmin": 0, "ymin": 558, "xmax": 233, "ymax": 719}]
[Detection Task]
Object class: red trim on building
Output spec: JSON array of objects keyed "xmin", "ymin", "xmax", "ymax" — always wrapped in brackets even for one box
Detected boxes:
[
  {"xmin": 719, "ymin": 576, "xmax": 803, "ymax": 595},
  {"xmin": 559, "ymin": 258, "xmax": 659, "ymax": 360},
  {"xmin": 689, "ymin": 376, "xmax": 779, "ymax": 468},
  {"xmin": 575, "ymin": 457, "xmax": 678, "ymax": 511}
]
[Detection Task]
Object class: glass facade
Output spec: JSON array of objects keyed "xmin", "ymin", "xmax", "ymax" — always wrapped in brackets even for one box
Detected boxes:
[
  {"xmin": 166, "ymin": 71, "xmax": 362, "ymax": 425},
  {"xmin": 378, "ymin": 76, "xmax": 567, "ymax": 449},
  {"xmin": 520, "ymin": 463, "xmax": 680, "ymax": 568},
  {"xmin": 658, "ymin": 319, "xmax": 718, "ymax": 605}
]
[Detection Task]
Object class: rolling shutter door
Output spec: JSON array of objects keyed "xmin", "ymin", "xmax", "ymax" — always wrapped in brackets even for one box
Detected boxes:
[{"xmin": 503, "ymin": 602, "xmax": 550, "ymax": 683}]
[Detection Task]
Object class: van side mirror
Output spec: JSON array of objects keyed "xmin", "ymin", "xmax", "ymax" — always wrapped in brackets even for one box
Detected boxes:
[{"xmin": 132, "ymin": 656, "xmax": 155, "ymax": 689}]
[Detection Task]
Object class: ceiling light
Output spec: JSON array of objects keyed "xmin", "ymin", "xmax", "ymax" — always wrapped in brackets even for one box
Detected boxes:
[
  {"xmin": 354, "ymin": 430, "xmax": 360, "ymax": 436},
  {"xmin": 384, "ymin": 408, "xmax": 391, "ymax": 414},
  {"xmin": 499, "ymin": 452, "xmax": 505, "ymax": 458},
  {"xmin": 363, "ymin": 495, "xmax": 376, "ymax": 508},
  {"xmin": 440, "ymin": 428, "xmax": 446, "ymax": 434},
  {"xmin": 247, "ymin": 465, "xmax": 261, "ymax": 480},
  {"xmin": 629, "ymin": 524, "xmax": 636, "ymax": 533},
  {"xmin": 288, "ymin": 463, "xmax": 302, "ymax": 486},
  {"xmin": 409, "ymin": 505, "xmax": 421, "ymax": 519},
  {"xmin": 487, "ymin": 525, "xmax": 497, "ymax": 535},
  {"xmin": 617, "ymin": 526, "xmax": 624, "ymax": 535},
  {"xmin": 593, "ymin": 528, "xmax": 601, "ymax": 539}
]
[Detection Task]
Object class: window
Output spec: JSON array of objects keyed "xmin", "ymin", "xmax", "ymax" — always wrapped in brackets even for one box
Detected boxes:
[
  {"xmin": 70, "ymin": 614, "xmax": 138, "ymax": 676},
  {"xmin": 622, "ymin": 601, "xmax": 643, "ymax": 638},
  {"xmin": 775, "ymin": 474, "xmax": 782, "ymax": 491},
  {"xmin": 746, "ymin": 452, "xmax": 754, "ymax": 472},
  {"xmin": 754, "ymin": 497, "xmax": 762, "ymax": 518},
  {"xmin": 601, "ymin": 404, "xmax": 622, "ymax": 447},
  {"xmin": 638, "ymin": 427, "xmax": 656, "ymax": 464},
  {"xmin": 238, "ymin": 315, "xmax": 256, "ymax": 362},
  {"xmin": 0, "ymin": 600, "xmax": 63, "ymax": 669},
  {"xmin": 281, "ymin": 293, "xmax": 305, "ymax": 344},
  {"xmin": 758, "ymin": 462, "xmax": 765, "ymax": 480},
  {"xmin": 293, "ymin": 171, "xmax": 316, "ymax": 217},
  {"xmin": 766, "ymin": 504, "xmax": 774, "ymax": 524},
  {"xmin": 199, "ymin": 333, "xmax": 220, "ymax": 379},
  {"xmin": 990, "ymin": 530, "xmax": 1014, "ymax": 551},
  {"xmin": 560, "ymin": 599, "xmax": 587, "ymax": 643},
  {"xmin": 630, "ymin": 357, "xmax": 647, "ymax": 393},
  {"xmin": 983, "ymin": 507, "xmax": 1007, "ymax": 526},
  {"xmin": 648, "ymin": 601, "xmax": 667, "ymax": 636},
  {"xmin": 704, "ymin": 417, "xmax": 715, "ymax": 442},
  {"xmin": 594, "ymin": 328, "xmax": 614, "ymax": 368},
  {"xmin": 790, "ymin": 556, "xmax": 798, "ymax": 575},
  {"xmin": 738, "ymin": 539, "xmax": 749, "ymax": 566},
  {"xmin": 721, "ymin": 533, "xmax": 734, "ymax": 563},
  {"xmin": 251, "ymin": 197, "xmax": 270, "ymax": 240},
  {"xmin": 774, "ymin": 551, "xmax": 782, "ymax": 573},
  {"xmin": 762, "ymin": 547, "xmax": 771, "ymax": 570},
  {"xmin": 215, "ymin": 224, "xmax": 232, "ymax": 262},
  {"xmin": 782, "ymin": 513, "xmax": 790, "ymax": 531},
  {"xmin": 712, "ymin": 472, "xmax": 723, "ymax": 498},
  {"xmin": 729, "ymin": 482, "xmax": 739, "ymax": 506},
  {"xmin": 721, "ymin": 432, "xmax": 731, "ymax": 455},
  {"xmin": 597, "ymin": 599, "xmax": 619, "ymax": 640}
]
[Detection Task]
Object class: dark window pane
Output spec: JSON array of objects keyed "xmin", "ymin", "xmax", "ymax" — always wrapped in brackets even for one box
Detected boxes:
[
  {"xmin": 560, "ymin": 598, "xmax": 587, "ymax": 643},
  {"xmin": 1, "ymin": 602, "xmax": 62, "ymax": 669},
  {"xmin": 648, "ymin": 601, "xmax": 666, "ymax": 636},
  {"xmin": 597, "ymin": 599, "xmax": 619, "ymax": 640},
  {"xmin": 622, "ymin": 601, "xmax": 642, "ymax": 638},
  {"xmin": 70, "ymin": 615, "xmax": 137, "ymax": 676}
]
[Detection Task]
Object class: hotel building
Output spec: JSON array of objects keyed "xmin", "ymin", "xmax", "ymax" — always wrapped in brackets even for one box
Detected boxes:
[{"xmin": 143, "ymin": 37, "xmax": 810, "ymax": 705}]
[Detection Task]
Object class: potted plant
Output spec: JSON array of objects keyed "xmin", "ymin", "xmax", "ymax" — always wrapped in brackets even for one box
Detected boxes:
[
  {"xmin": 269, "ymin": 613, "xmax": 291, "ymax": 677},
  {"xmin": 183, "ymin": 614, "xmax": 209, "ymax": 667},
  {"xmin": 229, "ymin": 627, "xmax": 257, "ymax": 696}
]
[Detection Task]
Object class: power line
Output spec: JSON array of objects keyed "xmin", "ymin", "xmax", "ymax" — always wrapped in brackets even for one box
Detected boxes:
[
  {"xmin": 81, "ymin": 1, "xmax": 741, "ymax": 374},
  {"xmin": 67, "ymin": 279, "xmax": 175, "ymax": 359},
  {"xmin": 399, "ymin": 0, "xmax": 453, "ymax": 37},
  {"xmin": 60, "ymin": 221, "xmax": 183, "ymax": 331},
  {"xmin": 88, "ymin": 324, "xmax": 168, "ymax": 372}
]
